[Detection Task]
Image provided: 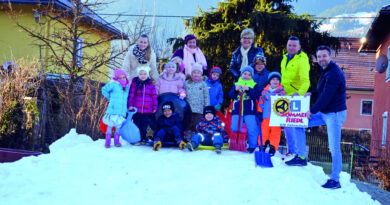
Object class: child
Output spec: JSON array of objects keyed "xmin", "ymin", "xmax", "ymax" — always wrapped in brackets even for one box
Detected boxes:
[
  {"xmin": 206, "ymin": 67, "xmax": 223, "ymax": 111},
  {"xmin": 228, "ymin": 66, "xmax": 261, "ymax": 153},
  {"xmin": 184, "ymin": 62, "xmax": 210, "ymax": 140},
  {"xmin": 252, "ymin": 53, "xmax": 270, "ymax": 93},
  {"xmin": 153, "ymin": 101, "xmax": 186, "ymax": 151},
  {"xmin": 101, "ymin": 69, "xmax": 130, "ymax": 148},
  {"xmin": 128, "ymin": 66, "xmax": 158, "ymax": 144},
  {"xmin": 258, "ymin": 72, "xmax": 286, "ymax": 156},
  {"xmin": 187, "ymin": 106, "xmax": 228, "ymax": 154},
  {"xmin": 170, "ymin": 56, "xmax": 186, "ymax": 82},
  {"xmin": 155, "ymin": 62, "xmax": 186, "ymax": 99}
]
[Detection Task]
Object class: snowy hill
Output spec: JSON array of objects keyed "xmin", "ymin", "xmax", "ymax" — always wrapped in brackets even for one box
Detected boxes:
[{"xmin": 0, "ymin": 129, "xmax": 381, "ymax": 205}]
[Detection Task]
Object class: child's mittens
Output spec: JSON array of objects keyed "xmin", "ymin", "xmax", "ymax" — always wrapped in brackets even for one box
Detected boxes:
[
  {"xmin": 179, "ymin": 91, "xmax": 186, "ymax": 100},
  {"xmin": 214, "ymin": 104, "xmax": 222, "ymax": 111}
]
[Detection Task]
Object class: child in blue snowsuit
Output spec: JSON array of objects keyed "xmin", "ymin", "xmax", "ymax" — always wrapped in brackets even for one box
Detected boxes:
[
  {"xmin": 229, "ymin": 66, "xmax": 261, "ymax": 153},
  {"xmin": 153, "ymin": 101, "xmax": 186, "ymax": 151},
  {"xmin": 187, "ymin": 106, "xmax": 228, "ymax": 154},
  {"xmin": 206, "ymin": 67, "xmax": 224, "ymax": 111},
  {"xmin": 101, "ymin": 69, "xmax": 130, "ymax": 148}
]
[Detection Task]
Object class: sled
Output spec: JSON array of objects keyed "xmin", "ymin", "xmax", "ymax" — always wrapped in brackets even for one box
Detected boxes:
[
  {"xmin": 196, "ymin": 143, "xmax": 230, "ymax": 151},
  {"xmin": 99, "ymin": 103, "xmax": 115, "ymax": 134}
]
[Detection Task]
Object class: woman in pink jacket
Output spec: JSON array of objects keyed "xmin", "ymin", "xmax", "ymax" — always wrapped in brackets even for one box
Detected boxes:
[{"xmin": 155, "ymin": 62, "xmax": 186, "ymax": 99}]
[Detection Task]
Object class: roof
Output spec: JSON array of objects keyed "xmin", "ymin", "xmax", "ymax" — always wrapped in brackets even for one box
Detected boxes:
[
  {"xmin": 359, "ymin": 4, "xmax": 390, "ymax": 52},
  {"xmin": 334, "ymin": 38, "xmax": 375, "ymax": 91},
  {"xmin": 2, "ymin": 0, "xmax": 127, "ymax": 40}
]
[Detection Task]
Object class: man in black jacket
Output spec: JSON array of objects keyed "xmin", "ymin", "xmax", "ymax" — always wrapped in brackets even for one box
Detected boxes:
[{"xmin": 305, "ymin": 45, "xmax": 347, "ymax": 189}]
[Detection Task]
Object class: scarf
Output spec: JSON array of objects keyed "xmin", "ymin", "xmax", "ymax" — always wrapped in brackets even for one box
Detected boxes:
[
  {"xmin": 133, "ymin": 44, "xmax": 148, "ymax": 64},
  {"xmin": 240, "ymin": 46, "xmax": 250, "ymax": 71},
  {"xmin": 115, "ymin": 79, "xmax": 129, "ymax": 88},
  {"xmin": 235, "ymin": 77, "xmax": 257, "ymax": 115},
  {"xmin": 183, "ymin": 45, "xmax": 208, "ymax": 76}
]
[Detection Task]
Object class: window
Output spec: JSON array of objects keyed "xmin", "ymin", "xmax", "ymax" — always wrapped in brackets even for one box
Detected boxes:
[
  {"xmin": 76, "ymin": 38, "xmax": 83, "ymax": 67},
  {"xmin": 382, "ymin": 112, "xmax": 388, "ymax": 147},
  {"xmin": 386, "ymin": 46, "xmax": 390, "ymax": 81},
  {"xmin": 361, "ymin": 99, "xmax": 373, "ymax": 116}
]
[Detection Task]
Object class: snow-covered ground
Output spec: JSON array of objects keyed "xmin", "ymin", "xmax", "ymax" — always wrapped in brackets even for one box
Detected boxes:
[{"xmin": 0, "ymin": 129, "xmax": 381, "ymax": 205}]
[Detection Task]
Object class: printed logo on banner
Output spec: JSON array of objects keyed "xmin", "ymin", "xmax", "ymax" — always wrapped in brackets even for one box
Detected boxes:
[
  {"xmin": 273, "ymin": 97, "xmax": 290, "ymax": 116},
  {"xmin": 290, "ymin": 100, "xmax": 301, "ymax": 112}
]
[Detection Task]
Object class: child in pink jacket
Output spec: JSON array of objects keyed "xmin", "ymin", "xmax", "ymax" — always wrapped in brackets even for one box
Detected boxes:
[
  {"xmin": 128, "ymin": 66, "xmax": 158, "ymax": 144},
  {"xmin": 155, "ymin": 62, "xmax": 186, "ymax": 99}
]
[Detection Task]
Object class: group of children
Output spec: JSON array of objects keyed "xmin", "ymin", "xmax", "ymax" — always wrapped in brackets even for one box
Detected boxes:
[{"xmin": 102, "ymin": 53, "xmax": 286, "ymax": 155}]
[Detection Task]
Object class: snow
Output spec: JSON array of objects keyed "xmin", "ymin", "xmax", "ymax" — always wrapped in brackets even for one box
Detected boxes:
[{"xmin": 0, "ymin": 129, "xmax": 380, "ymax": 205}]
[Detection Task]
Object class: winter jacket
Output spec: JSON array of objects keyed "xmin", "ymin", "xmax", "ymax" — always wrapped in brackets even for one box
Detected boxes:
[
  {"xmin": 280, "ymin": 51, "xmax": 310, "ymax": 95},
  {"xmin": 229, "ymin": 78, "xmax": 261, "ymax": 116},
  {"xmin": 121, "ymin": 44, "xmax": 159, "ymax": 81},
  {"xmin": 184, "ymin": 77, "xmax": 210, "ymax": 114},
  {"xmin": 251, "ymin": 64, "xmax": 270, "ymax": 94},
  {"xmin": 229, "ymin": 45, "xmax": 264, "ymax": 81},
  {"xmin": 128, "ymin": 78, "xmax": 158, "ymax": 114},
  {"xmin": 258, "ymin": 84, "xmax": 286, "ymax": 119},
  {"xmin": 156, "ymin": 113, "xmax": 182, "ymax": 131},
  {"xmin": 206, "ymin": 78, "xmax": 223, "ymax": 107},
  {"xmin": 310, "ymin": 61, "xmax": 347, "ymax": 114},
  {"xmin": 101, "ymin": 81, "xmax": 130, "ymax": 117},
  {"xmin": 155, "ymin": 72, "xmax": 185, "ymax": 95},
  {"xmin": 196, "ymin": 116, "xmax": 228, "ymax": 139}
]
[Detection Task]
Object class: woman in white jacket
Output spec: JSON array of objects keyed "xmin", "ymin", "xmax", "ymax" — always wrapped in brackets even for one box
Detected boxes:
[{"xmin": 121, "ymin": 34, "xmax": 159, "ymax": 81}]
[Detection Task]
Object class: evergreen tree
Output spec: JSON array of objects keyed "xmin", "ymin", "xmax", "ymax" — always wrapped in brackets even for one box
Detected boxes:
[{"xmin": 171, "ymin": 0, "xmax": 340, "ymax": 109}]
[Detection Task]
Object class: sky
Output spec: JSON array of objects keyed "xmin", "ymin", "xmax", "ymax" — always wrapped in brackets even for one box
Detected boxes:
[{"xmin": 0, "ymin": 129, "xmax": 381, "ymax": 205}]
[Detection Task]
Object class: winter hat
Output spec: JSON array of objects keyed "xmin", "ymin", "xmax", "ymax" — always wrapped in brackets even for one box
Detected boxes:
[
  {"xmin": 253, "ymin": 53, "xmax": 267, "ymax": 63},
  {"xmin": 191, "ymin": 62, "xmax": 203, "ymax": 74},
  {"xmin": 184, "ymin": 34, "xmax": 196, "ymax": 44},
  {"xmin": 137, "ymin": 66, "xmax": 151, "ymax": 77},
  {"xmin": 240, "ymin": 65, "xmax": 254, "ymax": 77},
  {"xmin": 203, "ymin": 106, "xmax": 216, "ymax": 117},
  {"xmin": 267, "ymin": 71, "xmax": 281, "ymax": 83},
  {"xmin": 165, "ymin": 62, "xmax": 177, "ymax": 71},
  {"xmin": 113, "ymin": 68, "xmax": 129, "ymax": 87},
  {"xmin": 209, "ymin": 66, "xmax": 222, "ymax": 78},
  {"xmin": 162, "ymin": 101, "xmax": 174, "ymax": 112}
]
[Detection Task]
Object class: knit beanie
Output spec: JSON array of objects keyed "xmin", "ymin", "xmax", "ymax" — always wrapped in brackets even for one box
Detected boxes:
[
  {"xmin": 267, "ymin": 71, "xmax": 281, "ymax": 83},
  {"xmin": 162, "ymin": 101, "xmax": 174, "ymax": 112},
  {"xmin": 203, "ymin": 106, "xmax": 216, "ymax": 118},
  {"xmin": 165, "ymin": 62, "xmax": 177, "ymax": 71},
  {"xmin": 184, "ymin": 34, "xmax": 196, "ymax": 44},
  {"xmin": 240, "ymin": 65, "xmax": 254, "ymax": 77},
  {"xmin": 137, "ymin": 66, "xmax": 150, "ymax": 77},
  {"xmin": 209, "ymin": 66, "xmax": 222, "ymax": 78},
  {"xmin": 191, "ymin": 62, "xmax": 203, "ymax": 74}
]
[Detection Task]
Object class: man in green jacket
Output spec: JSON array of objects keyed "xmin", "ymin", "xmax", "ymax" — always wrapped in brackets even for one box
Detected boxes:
[{"xmin": 280, "ymin": 36, "xmax": 310, "ymax": 166}]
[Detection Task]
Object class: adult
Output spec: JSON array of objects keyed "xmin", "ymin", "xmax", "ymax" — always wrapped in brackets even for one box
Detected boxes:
[
  {"xmin": 121, "ymin": 34, "xmax": 159, "ymax": 81},
  {"xmin": 171, "ymin": 34, "xmax": 208, "ymax": 76},
  {"xmin": 281, "ymin": 36, "xmax": 310, "ymax": 165},
  {"xmin": 229, "ymin": 28, "xmax": 264, "ymax": 82},
  {"xmin": 305, "ymin": 46, "xmax": 347, "ymax": 189}
]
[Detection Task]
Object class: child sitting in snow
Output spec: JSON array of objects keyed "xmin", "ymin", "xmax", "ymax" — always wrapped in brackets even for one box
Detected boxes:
[
  {"xmin": 153, "ymin": 101, "xmax": 186, "ymax": 151},
  {"xmin": 128, "ymin": 66, "xmax": 158, "ymax": 145},
  {"xmin": 101, "ymin": 69, "xmax": 130, "ymax": 148},
  {"xmin": 206, "ymin": 67, "xmax": 224, "ymax": 111},
  {"xmin": 184, "ymin": 62, "xmax": 210, "ymax": 140},
  {"xmin": 187, "ymin": 106, "xmax": 228, "ymax": 154},
  {"xmin": 155, "ymin": 62, "xmax": 186, "ymax": 98},
  {"xmin": 229, "ymin": 66, "xmax": 261, "ymax": 153},
  {"xmin": 258, "ymin": 72, "xmax": 286, "ymax": 156}
]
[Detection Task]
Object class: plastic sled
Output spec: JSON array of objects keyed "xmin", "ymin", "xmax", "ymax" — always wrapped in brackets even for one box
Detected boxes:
[
  {"xmin": 196, "ymin": 143, "xmax": 230, "ymax": 151},
  {"xmin": 120, "ymin": 108, "xmax": 141, "ymax": 143},
  {"xmin": 100, "ymin": 103, "xmax": 115, "ymax": 134}
]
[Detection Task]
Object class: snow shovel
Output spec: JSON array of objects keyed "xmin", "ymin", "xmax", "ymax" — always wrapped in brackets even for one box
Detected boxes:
[{"xmin": 255, "ymin": 130, "xmax": 273, "ymax": 168}]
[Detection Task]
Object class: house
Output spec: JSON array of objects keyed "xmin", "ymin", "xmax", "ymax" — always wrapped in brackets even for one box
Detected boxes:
[
  {"xmin": 359, "ymin": 4, "xmax": 390, "ymax": 158},
  {"xmin": 0, "ymin": 0, "xmax": 126, "ymax": 81},
  {"xmin": 333, "ymin": 37, "xmax": 376, "ymax": 131}
]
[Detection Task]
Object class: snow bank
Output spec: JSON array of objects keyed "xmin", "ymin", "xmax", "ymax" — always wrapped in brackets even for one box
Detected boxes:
[{"xmin": 0, "ymin": 129, "xmax": 380, "ymax": 205}]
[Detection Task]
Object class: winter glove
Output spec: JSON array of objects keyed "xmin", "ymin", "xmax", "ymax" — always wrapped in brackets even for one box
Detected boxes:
[
  {"xmin": 223, "ymin": 137, "xmax": 229, "ymax": 143},
  {"xmin": 214, "ymin": 103, "xmax": 222, "ymax": 111}
]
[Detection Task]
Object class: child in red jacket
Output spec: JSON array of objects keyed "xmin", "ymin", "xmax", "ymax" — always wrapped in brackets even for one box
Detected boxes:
[{"xmin": 128, "ymin": 66, "xmax": 158, "ymax": 144}]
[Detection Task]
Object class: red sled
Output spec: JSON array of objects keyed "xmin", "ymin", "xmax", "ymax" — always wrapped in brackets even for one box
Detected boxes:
[
  {"xmin": 227, "ymin": 93, "xmax": 247, "ymax": 152},
  {"xmin": 99, "ymin": 103, "xmax": 116, "ymax": 134}
]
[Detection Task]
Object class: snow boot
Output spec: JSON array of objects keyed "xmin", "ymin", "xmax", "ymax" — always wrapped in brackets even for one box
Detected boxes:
[
  {"xmin": 322, "ymin": 179, "xmax": 341, "ymax": 189},
  {"xmin": 114, "ymin": 133, "xmax": 121, "ymax": 147},
  {"xmin": 153, "ymin": 141, "xmax": 162, "ymax": 151},
  {"xmin": 269, "ymin": 145, "xmax": 276, "ymax": 156},
  {"xmin": 105, "ymin": 133, "xmax": 111, "ymax": 148},
  {"xmin": 187, "ymin": 141, "xmax": 195, "ymax": 151},
  {"xmin": 215, "ymin": 144, "xmax": 222, "ymax": 154},
  {"xmin": 178, "ymin": 141, "xmax": 186, "ymax": 150}
]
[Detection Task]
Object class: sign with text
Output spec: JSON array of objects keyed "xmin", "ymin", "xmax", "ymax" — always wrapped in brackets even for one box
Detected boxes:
[{"xmin": 269, "ymin": 96, "xmax": 310, "ymax": 128}]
